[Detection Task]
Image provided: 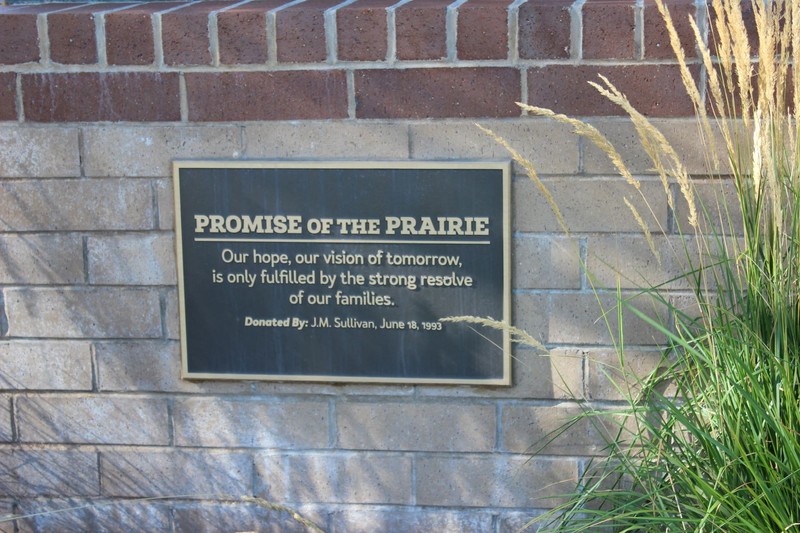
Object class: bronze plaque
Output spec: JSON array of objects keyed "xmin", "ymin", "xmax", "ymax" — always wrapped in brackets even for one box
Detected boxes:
[{"xmin": 174, "ymin": 161, "xmax": 511, "ymax": 384}]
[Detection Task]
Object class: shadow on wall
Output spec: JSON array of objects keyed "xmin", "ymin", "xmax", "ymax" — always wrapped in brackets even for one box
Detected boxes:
[{"xmin": 0, "ymin": 149, "xmax": 650, "ymax": 532}]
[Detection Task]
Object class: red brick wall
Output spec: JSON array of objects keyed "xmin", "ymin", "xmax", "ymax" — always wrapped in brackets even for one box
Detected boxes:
[{"xmin": 0, "ymin": 0, "xmax": 704, "ymax": 122}]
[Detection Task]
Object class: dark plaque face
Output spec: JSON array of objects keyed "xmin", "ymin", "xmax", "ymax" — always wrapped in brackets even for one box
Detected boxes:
[{"xmin": 174, "ymin": 161, "xmax": 511, "ymax": 385}]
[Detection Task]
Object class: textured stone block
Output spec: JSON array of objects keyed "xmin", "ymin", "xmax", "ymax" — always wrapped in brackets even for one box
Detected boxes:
[
  {"xmin": 528, "ymin": 65, "xmax": 697, "ymax": 117},
  {"xmin": 337, "ymin": 0, "xmax": 393, "ymax": 61},
  {"xmin": 675, "ymin": 179, "xmax": 743, "ymax": 235},
  {"xmin": 515, "ymin": 292, "xmax": 668, "ymax": 346},
  {"xmin": 395, "ymin": 0, "xmax": 447, "ymax": 60},
  {"xmin": 0, "ymin": 128, "xmax": 81, "ymax": 178},
  {"xmin": 174, "ymin": 397, "xmax": 329, "ymax": 448},
  {"xmin": 173, "ymin": 502, "xmax": 328, "ymax": 533},
  {"xmin": 95, "ymin": 340, "xmax": 252, "ymax": 393},
  {"xmin": 82, "ymin": 126, "xmax": 240, "ymax": 177},
  {"xmin": 518, "ymin": 0, "xmax": 571, "ymax": 59},
  {"xmin": 0, "ymin": 73, "xmax": 14, "ymax": 121},
  {"xmin": 16, "ymin": 499, "xmax": 171, "ymax": 533},
  {"xmin": 331, "ymin": 508, "xmax": 493, "ymax": 533},
  {"xmin": 0, "ymin": 341, "xmax": 92, "ymax": 390},
  {"xmin": 87, "ymin": 234, "xmax": 176, "ymax": 285},
  {"xmin": 243, "ymin": 122, "xmax": 409, "ymax": 159},
  {"xmin": 513, "ymin": 177, "xmax": 667, "ymax": 233},
  {"xmin": 17, "ymin": 395, "xmax": 169, "ymax": 445},
  {"xmin": 161, "ymin": 2, "xmax": 230, "ymax": 66},
  {"xmin": 101, "ymin": 450, "xmax": 252, "ymax": 497},
  {"xmin": 0, "ymin": 450, "xmax": 99, "ymax": 497},
  {"xmin": 4, "ymin": 288, "xmax": 162, "ymax": 338},
  {"xmin": 274, "ymin": 0, "xmax": 341, "ymax": 63},
  {"xmin": 514, "ymin": 235, "xmax": 581, "ymax": 289},
  {"xmin": 0, "ymin": 234, "xmax": 84, "ymax": 284},
  {"xmin": 586, "ymin": 347, "xmax": 672, "ymax": 401},
  {"xmin": 337, "ymin": 401, "xmax": 495, "ymax": 452},
  {"xmin": 356, "ymin": 68, "xmax": 520, "ymax": 119},
  {"xmin": 502, "ymin": 403, "xmax": 609, "ymax": 455},
  {"xmin": 23, "ymin": 73, "xmax": 180, "ymax": 122},
  {"xmin": 415, "ymin": 455, "xmax": 578, "ymax": 507},
  {"xmin": 582, "ymin": 0, "xmax": 636, "ymax": 59},
  {"xmin": 583, "ymin": 118, "xmax": 727, "ymax": 176},
  {"xmin": 409, "ymin": 120, "xmax": 578, "ymax": 175},
  {"xmin": 0, "ymin": 179, "xmax": 154, "ymax": 231},
  {"xmin": 256, "ymin": 452, "xmax": 412, "ymax": 504},
  {"xmin": 585, "ymin": 234, "xmax": 698, "ymax": 289},
  {"xmin": 185, "ymin": 71, "xmax": 348, "ymax": 121},
  {"xmin": 457, "ymin": 0, "xmax": 510, "ymax": 60}
]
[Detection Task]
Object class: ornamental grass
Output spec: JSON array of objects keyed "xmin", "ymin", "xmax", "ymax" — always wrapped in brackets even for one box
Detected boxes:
[{"xmin": 490, "ymin": 0, "xmax": 800, "ymax": 530}]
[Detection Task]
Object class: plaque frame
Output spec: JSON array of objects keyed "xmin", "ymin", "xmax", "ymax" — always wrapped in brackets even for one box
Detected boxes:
[{"xmin": 173, "ymin": 160, "xmax": 512, "ymax": 385}]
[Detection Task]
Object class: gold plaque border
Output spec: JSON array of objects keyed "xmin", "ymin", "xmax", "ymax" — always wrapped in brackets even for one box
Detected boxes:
[{"xmin": 173, "ymin": 160, "xmax": 512, "ymax": 386}]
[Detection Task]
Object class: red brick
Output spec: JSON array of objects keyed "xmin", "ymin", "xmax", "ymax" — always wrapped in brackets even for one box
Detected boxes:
[
  {"xmin": 582, "ymin": 0, "xmax": 635, "ymax": 59},
  {"xmin": 185, "ymin": 71, "xmax": 348, "ymax": 121},
  {"xmin": 708, "ymin": 0, "xmax": 757, "ymax": 56},
  {"xmin": 23, "ymin": 72, "xmax": 181, "ymax": 122},
  {"xmin": 527, "ymin": 65, "xmax": 698, "ymax": 117},
  {"xmin": 644, "ymin": 0, "xmax": 696, "ymax": 59},
  {"xmin": 337, "ymin": 0, "xmax": 394, "ymax": 61},
  {"xmin": 0, "ymin": 73, "xmax": 15, "ymax": 121},
  {"xmin": 49, "ymin": 4, "xmax": 128, "ymax": 65},
  {"xmin": 355, "ymin": 67, "xmax": 520, "ymax": 118},
  {"xmin": 518, "ymin": 0, "xmax": 572, "ymax": 59},
  {"xmin": 457, "ymin": 0, "xmax": 511, "ymax": 60},
  {"xmin": 395, "ymin": 0, "xmax": 447, "ymax": 60},
  {"xmin": 48, "ymin": 12, "xmax": 94, "ymax": 64},
  {"xmin": 218, "ymin": 0, "xmax": 284, "ymax": 64},
  {"xmin": 162, "ymin": 2, "xmax": 230, "ymax": 66},
  {"xmin": 105, "ymin": 3, "xmax": 176, "ymax": 65},
  {"xmin": 275, "ymin": 0, "xmax": 341, "ymax": 63},
  {"xmin": 0, "ymin": 5, "xmax": 62, "ymax": 65}
]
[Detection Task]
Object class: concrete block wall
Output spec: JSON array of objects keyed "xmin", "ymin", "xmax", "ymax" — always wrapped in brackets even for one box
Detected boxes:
[{"xmin": 0, "ymin": 0, "xmax": 722, "ymax": 530}]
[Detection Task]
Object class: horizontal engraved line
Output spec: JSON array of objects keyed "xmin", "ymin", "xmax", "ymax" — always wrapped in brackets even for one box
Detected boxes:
[{"xmin": 194, "ymin": 238, "xmax": 491, "ymax": 245}]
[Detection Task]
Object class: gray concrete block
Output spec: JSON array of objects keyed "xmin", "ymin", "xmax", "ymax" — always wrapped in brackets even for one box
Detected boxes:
[
  {"xmin": 0, "ymin": 179, "xmax": 154, "ymax": 231},
  {"xmin": 0, "ymin": 341, "xmax": 92, "ymax": 390},
  {"xmin": 0, "ymin": 127, "xmax": 81, "ymax": 178},
  {"xmin": 87, "ymin": 234, "xmax": 177, "ymax": 285},
  {"xmin": 16, "ymin": 395, "xmax": 169, "ymax": 445},
  {"xmin": 256, "ymin": 452, "xmax": 412, "ymax": 505},
  {"xmin": 83, "ymin": 126, "xmax": 241, "ymax": 177},
  {"xmin": 415, "ymin": 454, "xmax": 578, "ymax": 507},
  {"xmin": 336, "ymin": 401, "xmax": 496, "ymax": 452},
  {"xmin": 0, "ymin": 234, "xmax": 84, "ymax": 285},
  {"xmin": 243, "ymin": 122, "xmax": 409, "ymax": 159},
  {"xmin": 0, "ymin": 450, "xmax": 99, "ymax": 497},
  {"xmin": 410, "ymin": 120, "xmax": 579, "ymax": 175},
  {"xmin": 513, "ymin": 235, "xmax": 581, "ymax": 289},
  {"xmin": 174, "ymin": 397, "xmax": 329, "ymax": 448},
  {"xmin": 101, "ymin": 450, "xmax": 252, "ymax": 498},
  {"xmin": 4, "ymin": 288, "xmax": 162, "ymax": 338},
  {"xmin": 95, "ymin": 340, "xmax": 251, "ymax": 393}
]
